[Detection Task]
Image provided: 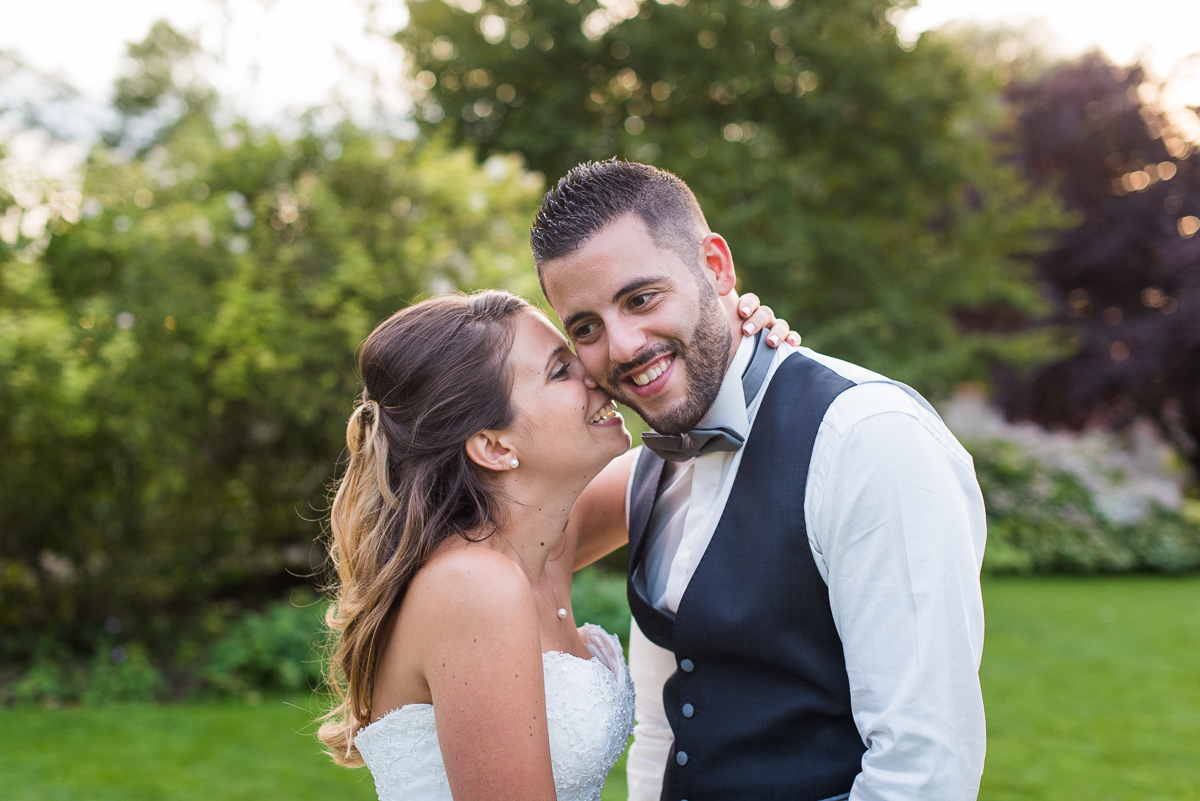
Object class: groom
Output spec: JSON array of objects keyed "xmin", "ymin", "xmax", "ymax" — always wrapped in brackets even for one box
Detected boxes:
[{"xmin": 533, "ymin": 160, "xmax": 987, "ymax": 801}]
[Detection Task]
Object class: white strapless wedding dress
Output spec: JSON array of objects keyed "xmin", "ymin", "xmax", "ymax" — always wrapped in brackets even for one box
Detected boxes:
[{"xmin": 354, "ymin": 624, "xmax": 635, "ymax": 801}]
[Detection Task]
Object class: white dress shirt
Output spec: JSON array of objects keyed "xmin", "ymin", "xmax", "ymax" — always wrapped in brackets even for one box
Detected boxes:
[{"xmin": 624, "ymin": 337, "xmax": 987, "ymax": 801}]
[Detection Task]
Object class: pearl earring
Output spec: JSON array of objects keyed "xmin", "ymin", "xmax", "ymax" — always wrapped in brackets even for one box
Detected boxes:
[{"xmin": 509, "ymin": 458, "xmax": 519, "ymax": 469}]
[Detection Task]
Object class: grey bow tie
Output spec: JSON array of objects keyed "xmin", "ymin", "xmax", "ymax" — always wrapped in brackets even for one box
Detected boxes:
[{"xmin": 640, "ymin": 332, "xmax": 774, "ymax": 463}]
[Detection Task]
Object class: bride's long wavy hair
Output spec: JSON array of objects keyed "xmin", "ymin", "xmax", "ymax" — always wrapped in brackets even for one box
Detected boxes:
[{"xmin": 318, "ymin": 290, "xmax": 530, "ymax": 766}]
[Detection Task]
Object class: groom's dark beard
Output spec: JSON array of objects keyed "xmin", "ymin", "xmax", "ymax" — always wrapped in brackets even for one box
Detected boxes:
[{"xmin": 604, "ymin": 281, "xmax": 731, "ymax": 436}]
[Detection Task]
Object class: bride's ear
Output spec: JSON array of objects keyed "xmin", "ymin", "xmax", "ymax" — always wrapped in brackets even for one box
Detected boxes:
[{"xmin": 465, "ymin": 430, "xmax": 518, "ymax": 472}]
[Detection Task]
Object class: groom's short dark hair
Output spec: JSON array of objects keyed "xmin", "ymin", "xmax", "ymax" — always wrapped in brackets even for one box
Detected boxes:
[{"xmin": 530, "ymin": 159, "xmax": 709, "ymax": 281}]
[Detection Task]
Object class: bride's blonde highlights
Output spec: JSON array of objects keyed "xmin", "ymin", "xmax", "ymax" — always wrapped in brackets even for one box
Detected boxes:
[{"xmin": 318, "ymin": 290, "xmax": 530, "ymax": 766}]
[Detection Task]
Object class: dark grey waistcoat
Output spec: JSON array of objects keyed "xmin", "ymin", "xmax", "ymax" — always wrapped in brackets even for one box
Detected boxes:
[{"xmin": 627, "ymin": 352, "xmax": 866, "ymax": 801}]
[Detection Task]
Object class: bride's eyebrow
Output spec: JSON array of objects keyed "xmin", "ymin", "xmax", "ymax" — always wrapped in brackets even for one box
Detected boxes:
[{"xmin": 544, "ymin": 344, "xmax": 572, "ymax": 374}]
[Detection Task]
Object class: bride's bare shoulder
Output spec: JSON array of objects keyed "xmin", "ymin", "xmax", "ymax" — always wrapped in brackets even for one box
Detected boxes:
[
  {"xmin": 406, "ymin": 543, "xmax": 534, "ymax": 626},
  {"xmin": 372, "ymin": 542, "xmax": 538, "ymax": 713}
]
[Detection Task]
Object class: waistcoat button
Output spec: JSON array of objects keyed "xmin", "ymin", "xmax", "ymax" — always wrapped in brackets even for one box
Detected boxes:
[
  {"xmin": 680, "ymin": 658, "xmax": 694, "ymax": 672},
  {"xmin": 681, "ymin": 703, "xmax": 694, "ymax": 718},
  {"xmin": 676, "ymin": 750, "xmax": 689, "ymax": 766}
]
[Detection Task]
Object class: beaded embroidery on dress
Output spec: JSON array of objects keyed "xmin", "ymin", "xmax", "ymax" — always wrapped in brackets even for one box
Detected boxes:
[{"xmin": 354, "ymin": 624, "xmax": 635, "ymax": 801}]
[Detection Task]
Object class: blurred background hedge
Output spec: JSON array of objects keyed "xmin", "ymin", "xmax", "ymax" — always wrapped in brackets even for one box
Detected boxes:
[{"xmin": 2, "ymin": 0, "xmax": 1199, "ymax": 705}]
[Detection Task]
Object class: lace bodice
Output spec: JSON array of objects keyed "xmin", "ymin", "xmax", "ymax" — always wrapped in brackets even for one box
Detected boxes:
[{"xmin": 354, "ymin": 624, "xmax": 635, "ymax": 801}]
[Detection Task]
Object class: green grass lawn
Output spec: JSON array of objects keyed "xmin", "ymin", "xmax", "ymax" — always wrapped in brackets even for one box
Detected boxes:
[
  {"xmin": 978, "ymin": 576, "xmax": 1200, "ymax": 801},
  {"xmin": 2, "ymin": 576, "xmax": 1197, "ymax": 800},
  {"xmin": 0, "ymin": 694, "xmax": 377, "ymax": 801}
]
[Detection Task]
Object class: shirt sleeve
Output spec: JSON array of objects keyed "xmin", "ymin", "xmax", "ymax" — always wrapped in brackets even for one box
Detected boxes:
[
  {"xmin": 805, "ymin": 392, "xmax": 987, "ymax": 801},
  {"xmin": 623, "ymin": 445, "xmax": 675, "ymax": 801},
  {"xmin": 625, "ymin": 620, "xmax": 677, "ymax": 801}
]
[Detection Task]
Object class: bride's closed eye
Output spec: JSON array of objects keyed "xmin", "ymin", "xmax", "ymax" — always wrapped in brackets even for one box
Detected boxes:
[{"xmin": 550, "ymin": 361, "xmax": 571, "ymax": 381}]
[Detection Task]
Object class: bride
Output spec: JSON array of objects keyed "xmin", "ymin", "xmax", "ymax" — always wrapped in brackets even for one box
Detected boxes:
[{"xmin": 317, "ymin": 289, "xmax": 790, "ymax": 800}]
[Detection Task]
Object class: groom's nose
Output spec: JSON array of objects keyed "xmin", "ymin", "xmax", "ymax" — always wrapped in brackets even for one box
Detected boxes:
[{"xmin": 606, "ymin": 319, "xmax": 648, "ymax": 366}]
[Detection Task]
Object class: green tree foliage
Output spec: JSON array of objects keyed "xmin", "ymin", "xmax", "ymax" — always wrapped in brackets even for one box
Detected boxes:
[
  {"xmin": 399, "ymin": 0, "xmax": 1067, "ymax": 394},
  {"xmin": 0, "ymin": 25, "xmax": 543, "ymax": 667},
  {"xmin": 108, "ymin": 20, "xmax": 216, "ymax": 137}
]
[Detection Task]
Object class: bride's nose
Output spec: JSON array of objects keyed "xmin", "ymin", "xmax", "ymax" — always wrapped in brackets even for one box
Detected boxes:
[{"xmin": 583, "ymin": 374, "xmax": 598, "ymax": 389}]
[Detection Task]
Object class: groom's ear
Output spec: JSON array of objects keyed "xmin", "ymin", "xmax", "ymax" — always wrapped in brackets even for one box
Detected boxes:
[
  {"xmin": 465, "ymin": 429, "xmax": 516, "ymax": 472},
  {"xmin": 699, "ymin": 233, "xmax": 737, "ymax": 296}
]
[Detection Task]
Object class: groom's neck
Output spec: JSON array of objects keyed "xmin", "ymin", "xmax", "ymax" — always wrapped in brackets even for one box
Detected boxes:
[{"xmin": 718, "ymin": 293, "xmax": 742, "ymax": 375}]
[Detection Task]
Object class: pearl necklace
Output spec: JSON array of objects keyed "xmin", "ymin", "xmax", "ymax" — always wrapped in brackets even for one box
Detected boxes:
[{"xmin": 552, "ymin": 585, "xmax": 568, "ymax": 620}]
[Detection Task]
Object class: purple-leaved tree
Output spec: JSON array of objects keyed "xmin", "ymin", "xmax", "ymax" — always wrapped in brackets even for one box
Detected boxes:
[{"xmin": 997, "ymin": 53, "xmax": 1200, "ymax": 475}]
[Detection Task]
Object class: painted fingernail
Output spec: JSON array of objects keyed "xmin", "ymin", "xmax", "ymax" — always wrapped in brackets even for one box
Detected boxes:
[
  {"xmin": 741, "ymin": 306, "xmax": 751, "ymax": 317},
  {"xmin": 742, "ymin": 322, "xmax": 755, "ymax": 335},
  {"xmin": 768, "ymin": 335, "xmax": 779, "ymax": 346}
]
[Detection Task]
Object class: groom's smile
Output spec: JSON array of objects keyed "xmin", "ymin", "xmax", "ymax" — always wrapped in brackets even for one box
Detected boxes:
[
  {"xmin": 626, "ymin": 354, "xmax": 676, "ymax": 395},
  {"xmin": 610, "ymin": 340, "xmax": 679, "ymax": 400}
]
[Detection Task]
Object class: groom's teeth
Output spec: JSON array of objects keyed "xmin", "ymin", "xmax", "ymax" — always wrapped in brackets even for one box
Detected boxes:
[{"xmin": 632, "ymin": 357, "xmax": 671, "ymax": 387}]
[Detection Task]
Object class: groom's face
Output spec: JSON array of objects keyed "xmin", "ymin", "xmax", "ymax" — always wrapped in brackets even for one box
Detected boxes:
[{"xmin": 541, "ymin": 214, "xmax": 735, "ymax": 435}]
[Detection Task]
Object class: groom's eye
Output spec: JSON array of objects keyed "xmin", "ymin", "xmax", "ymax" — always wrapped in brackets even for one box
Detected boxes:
[
  {"xmin": 629, "ymin": 291, "xmax": 655, "ymax": 309},
  {"xmin": 572, "ymin": 321, "xmax": 598, "ymax": 341}
]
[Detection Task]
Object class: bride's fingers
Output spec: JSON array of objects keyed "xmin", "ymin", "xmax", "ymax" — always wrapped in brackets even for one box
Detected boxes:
[
  {"xmin": 763, "ymin": 315, "xmax": 789, "ymax": 347},
  {"xmin": 741, "ymin": 303, "xmax": 775, "ymax": 337},
  {"xmin": 766, "ymin": 318, "xmax": 800, "ymax": 348},
  {"xmin": 737, "ymin": 297, "xmax": 801, "ymax": 346},
  {"xmin": 736, "ymin": 292, "xmax": 761, "ymax": 321}
]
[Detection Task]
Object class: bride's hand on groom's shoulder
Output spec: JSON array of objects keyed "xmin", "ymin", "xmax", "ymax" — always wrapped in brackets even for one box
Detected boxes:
[{"xmin": 736, "ymin": 292, "xmax": 800, "ymax": 348}]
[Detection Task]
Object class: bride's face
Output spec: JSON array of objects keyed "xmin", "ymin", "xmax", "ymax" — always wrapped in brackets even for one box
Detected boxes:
[{"xmin": 504, "ymin": 309, "xmax": 631, "ymax": 478}]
